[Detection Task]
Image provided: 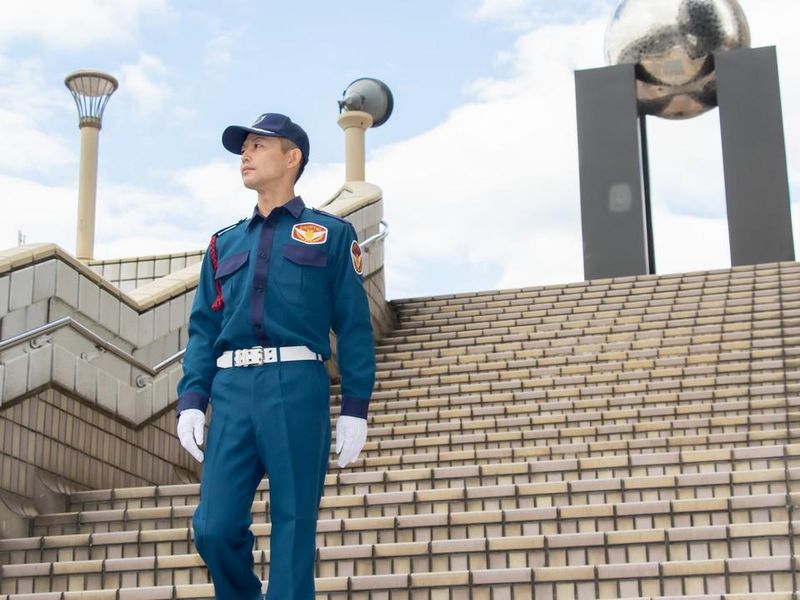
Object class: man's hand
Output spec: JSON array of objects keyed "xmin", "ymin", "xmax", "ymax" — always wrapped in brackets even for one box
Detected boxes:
[
  {"xmin": 336, "ymin": 415, "xmax": 367, "ymax": 468},
  {"xmin": 177, "ymin": 408, "xmax": 206, "ymax": 463}
]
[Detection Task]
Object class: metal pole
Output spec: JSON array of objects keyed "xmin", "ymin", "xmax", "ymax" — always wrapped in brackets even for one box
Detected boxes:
[
  {"xmin": 337, "ymin": 110, "xmax": 373, "ymax": 182},
  {"xmin": 639, "ymin": 115, "xmax": 656, "ymax": 275},
  {"xmin": 76, "ymin": 124, "xmax": 100, "ymax": 261}
]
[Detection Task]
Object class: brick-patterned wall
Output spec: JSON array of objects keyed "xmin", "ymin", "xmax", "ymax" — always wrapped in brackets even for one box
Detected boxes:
[
  {"xmin": 0, "ymin": 387, "xmax": 197, "ymax": 500},
  {"xmin": 87, "ymin": 252, "xmax": 204, "ymax": 292}
]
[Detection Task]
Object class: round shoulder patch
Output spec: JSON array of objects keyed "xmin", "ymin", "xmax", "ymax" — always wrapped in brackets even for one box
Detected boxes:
[{"xmin": 350, "ymin": 239, "xmax": 363, "ymax": 275}]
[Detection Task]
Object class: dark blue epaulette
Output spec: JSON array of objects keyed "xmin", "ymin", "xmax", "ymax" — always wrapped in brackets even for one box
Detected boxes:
[
  {"xmin": 310, "ymin": 207, "xmax": 349, "ymax": 225},
  {"xmin": 212, "ymin": 217, "xmax": 247, "ymax": 238}
]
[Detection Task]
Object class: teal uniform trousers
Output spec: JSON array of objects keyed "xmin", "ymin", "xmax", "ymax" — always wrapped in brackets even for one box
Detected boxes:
[{"xmin": 192, "ymin": 359, "xmax": 331, "ymax": 600}]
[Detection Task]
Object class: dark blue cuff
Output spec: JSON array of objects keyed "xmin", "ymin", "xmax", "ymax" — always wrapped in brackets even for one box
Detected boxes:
[
  {"xmin": 340, "ymin": 395, "xmax": 369, "ymax": 419},
  {"xmin": 176, "ymin": 391, "xmax": 209, "ymax": 420}
]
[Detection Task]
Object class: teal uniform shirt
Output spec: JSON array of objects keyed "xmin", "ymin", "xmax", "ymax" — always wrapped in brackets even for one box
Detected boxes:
[{"xmin": 176, "ymin": 195, "xmax": 376, "ymax": 420}]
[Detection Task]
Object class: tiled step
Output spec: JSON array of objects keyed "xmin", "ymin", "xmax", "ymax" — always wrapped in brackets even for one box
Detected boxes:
[
  {"xmin": 369, "ymin": 349, "xmax": 799, "ymax": 386},
  {"xmin": 351, "ymin": 413, "xmax": 799, "ymax": 463},
  {"xmin": 355, "ymin": 399, "xmax": 798, "ymax": 445},
  {"xmin": 62, "ymin": 444, "xmax": 800, "ymax": 514},
  {"xmin": 385, "ymin": 302, "xmax": 800, "ymax": 340},
  {"xmin": 390, "ymin": 269, "xmax": 799, "ymax": 304},
  {"xmin": 389, "ymin": 290, "xmax": 800, "ymax": 328},
  {"xmin": 5, "ymin": 491, "xmax": 796, "ymax": 566},
  {"xmin": 368, "ymin": 348, "xmax": 799, "ymax": 385},
  {"xmin": 2, "ymin": 520, "xmax": 797, "ymax": 594},
  {"xmin": 2, "ymin": 557, "xmax": 798, "ymax": 599},
  {"xmin": 599, "ymin": 596, "xmax": 796, "ymax": 600},
  {"xmin": 345, "ymin": 384, "xmax": 796, "ymax": 427},
  {"xmin": 375, "ymin": 329, "xmax": 798, "ymax": 355},
  {"xmin": 344, "ymin": 428, "xmax": 798, "ymax": 471},
  {"xmin": 390, "ymin": 267, "xmax": 800, "ymax": 314},
  {"xmin": 373, "ymin": 326, "xmax": 800, "ymax": 358},
  {"xmin": 389, "ymin": 311, "xmax": 800, "ymax": 342},
  {"xmin": 372, "ymin": 344, "xmax": 799, "ymax": 372},
  {"xmin": 361, "ymin": 346, "xmax": 799, "ymax": 403},
  {"xmin": 362, "ymin": 356, "xmax": 796, "ymax": 399},
  {"xmin": 24, "ymin": 459, "xmax": 800, "ymax": 538},
  {"xmin": 335, "ymin": 383, "xmax": 799, "ymax": 429},
  {"xmin": 390, "ymin": 285, "xmax": 800, "ymax": 318},
  {"xmin": 383, "ymin": 287, "xmax": 799, "ymax": 323},
  {"xmin": 365, "ymin": 347, "xmax": 799, "ymax": 396},
  {"xmin": 382, "ymin": 316, "xmax": 799, "ymax": 345},
  {"xmin": 364, "ymin": 396, "xmax": 797, "ymax": 433},
  {"xmin": 341, "ymin": 378, "xmax": 798, "ymax": 422},
  {"xmin": 378, "ymin": 303, "xmax": 800, "ymax": 346},
  {"xmin": 391, "ymin": 297, "xmax": 800, "ymax": 333}
]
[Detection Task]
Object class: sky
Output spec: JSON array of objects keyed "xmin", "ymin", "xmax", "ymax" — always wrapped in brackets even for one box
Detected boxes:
[{"xmin": 0, "ymin": 0, "xmax": 797, "ymax": 301}]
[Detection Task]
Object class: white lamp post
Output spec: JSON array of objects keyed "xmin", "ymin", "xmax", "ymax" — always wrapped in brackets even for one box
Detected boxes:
[
  {"xmin": 65, "ymin": 69, "xmax": 118, "ymax": 262},
  {"xmin": 337, "ymin": 78, "xmax": 393, "ymax": 182}
]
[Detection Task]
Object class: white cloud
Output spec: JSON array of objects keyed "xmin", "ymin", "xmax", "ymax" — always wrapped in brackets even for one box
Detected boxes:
[
  {"xmin": 0, "ymin": 110, "xmax": 75, "ymax": 173},
  {"xmin": 0, "ymin": 175, "xmax": 77, "ymax": 251},
  {"xmin": 93, "ymin": 162, "xmax": 257, "ymax": 258},
  {"xmin": 0, "ymin": 0, "xmax": 169, "ymax": 175},
  {"xmin": 1, "ymin": 162, "xmax": 248, "ymax": 260},
  {"xmin": 470, "ymin": 0, "xmax": 615, "ymax": 30},
  {"xmin": 471, "ymin": 0, "xmax": 536, "ymax": 29},
  {"xmin": 0, "ymin": 55, "xmax": 76, "ymax": 175},
  {"xmin": 119, "ymin": 53, "xmax": 170, "ymax": 115},
  {"xmin": 204, "ymin": 33, "xmax": 237, "ymax": 71},
  {"xmin": 170, "ymin": 105, "xmax": 200, "ymax": 123},
  {"xmin": 651, "ymin": 209, "xmax": 732, "ymax": 276},
  {"xmin": 0, "ymin": 0, "xmax": 169, "ymax": 49}
]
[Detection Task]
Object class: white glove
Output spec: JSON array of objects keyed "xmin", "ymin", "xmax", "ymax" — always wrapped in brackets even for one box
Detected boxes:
[
  {"xmin": 177, "ymin": 408, "xmax": 205, "ymax": 463},
  {"xmin": 336, "ymin": 415, "xmax": 367, "ymax": 468}
]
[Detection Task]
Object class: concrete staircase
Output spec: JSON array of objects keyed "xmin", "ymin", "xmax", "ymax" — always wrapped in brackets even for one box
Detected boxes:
[{"xmin": 1, "ymin": 262, "xmax": 798, "ymax": 599}]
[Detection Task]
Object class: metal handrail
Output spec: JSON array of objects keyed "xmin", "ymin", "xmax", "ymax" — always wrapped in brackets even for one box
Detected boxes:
[
  {"xmin": 361, "ymin": 219, "xmax": 388, "ymax": 251},
  {"xmin": 0, "ymin": 316, "xmax": 185, "ymax": 377}
]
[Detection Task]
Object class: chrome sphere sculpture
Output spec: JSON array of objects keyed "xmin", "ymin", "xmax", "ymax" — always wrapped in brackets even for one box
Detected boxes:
[{"xmin": 605, "ymin": 0, "xmax": 750, "ymax": 119}]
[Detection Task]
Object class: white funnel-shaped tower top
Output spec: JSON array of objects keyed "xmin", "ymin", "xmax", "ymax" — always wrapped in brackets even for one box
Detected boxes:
[{"xmin": 65, "ymin": 70, "xmax": 118, "ymax": 129}]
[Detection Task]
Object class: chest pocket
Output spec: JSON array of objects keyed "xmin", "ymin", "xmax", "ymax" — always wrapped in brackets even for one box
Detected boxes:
[
  {"xmin": 277, "ymin": 244, "xmax": 329, "ymax": 306},
  {"xmin": 215, "ymin": 249, "xmax": 249, "ymax": 308}
]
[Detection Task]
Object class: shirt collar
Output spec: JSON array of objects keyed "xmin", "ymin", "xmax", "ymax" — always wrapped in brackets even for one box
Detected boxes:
[{"xmin": 246, "ymin": 195, "xmax": 305, "ymax": 230}]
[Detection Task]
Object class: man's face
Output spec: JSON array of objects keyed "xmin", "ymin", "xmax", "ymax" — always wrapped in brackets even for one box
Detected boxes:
[{"xmin": 239, "ymin": 133, "xmax": 297, "ymax": 189}]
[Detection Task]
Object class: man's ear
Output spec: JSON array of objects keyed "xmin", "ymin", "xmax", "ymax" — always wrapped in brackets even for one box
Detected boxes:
[{"xmin": 287, "ymin": 148, "xmax": 302, "ymax": 169}]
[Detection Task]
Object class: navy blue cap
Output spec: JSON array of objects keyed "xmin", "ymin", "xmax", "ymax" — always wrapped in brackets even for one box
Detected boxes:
[{"xmin": 222, "ymin": 113, "xmax": 310, "ymax": 175}]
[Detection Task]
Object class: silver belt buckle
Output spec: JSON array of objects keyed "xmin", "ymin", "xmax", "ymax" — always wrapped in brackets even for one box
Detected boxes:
[{"xmin": 235, "ymin": 346, "xmax": 264, "ymax": 367}]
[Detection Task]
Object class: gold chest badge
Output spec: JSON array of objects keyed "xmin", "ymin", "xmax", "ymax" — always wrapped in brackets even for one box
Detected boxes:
[{"xmin": 291, "ymin": 222, "xmax": 328, "ymax": 245}]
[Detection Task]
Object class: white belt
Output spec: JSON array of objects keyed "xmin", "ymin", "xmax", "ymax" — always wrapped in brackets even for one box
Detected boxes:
[{"xmin": 216, "ymin": 345, "xmax": 322, "ymax": 368}]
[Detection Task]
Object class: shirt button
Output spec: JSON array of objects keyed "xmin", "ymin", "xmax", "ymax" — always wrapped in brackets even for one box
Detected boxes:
[
  {"xmin": 255, "ymin": 324, "xmax": 262, "ymax": 329},
  {"xmin": 259, "ymin": 252, "xmax": 267, "ymax": 259},
  {"xmin": 255, "ymin": 286, "xmax": 263, "ymax": 293}
]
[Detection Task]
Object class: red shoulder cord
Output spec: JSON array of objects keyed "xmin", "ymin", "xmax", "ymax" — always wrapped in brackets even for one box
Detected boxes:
[{"xmin": 209, "ymin": 233, "xmax": 224, "ymax": 311}]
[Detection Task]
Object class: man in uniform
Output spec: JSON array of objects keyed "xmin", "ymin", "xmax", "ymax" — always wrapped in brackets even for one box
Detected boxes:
[{"xmin": 174, "ymin": 112, "xmax": 376, "ymax": 600}]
